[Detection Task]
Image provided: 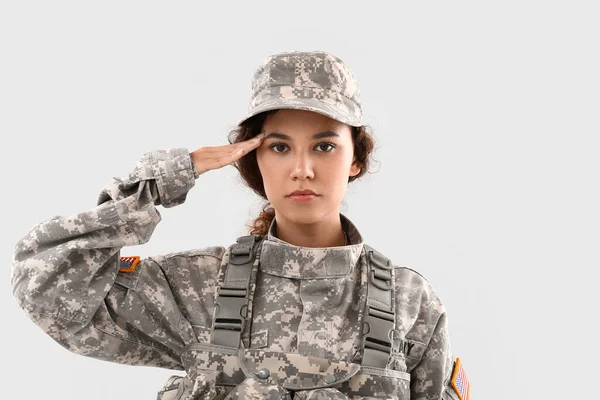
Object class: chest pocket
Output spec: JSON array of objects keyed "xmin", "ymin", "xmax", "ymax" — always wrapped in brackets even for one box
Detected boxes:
[{"xmin": 338, "ymin": 366, "xmax": 410, "ymax": 399}]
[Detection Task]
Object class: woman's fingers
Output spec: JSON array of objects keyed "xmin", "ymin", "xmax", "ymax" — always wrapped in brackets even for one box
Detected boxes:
[{"xmin": 190, "ymin": 135, "xmax": 263, "ymax": 176}]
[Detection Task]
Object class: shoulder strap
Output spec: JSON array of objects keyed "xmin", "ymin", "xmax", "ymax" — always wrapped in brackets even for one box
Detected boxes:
[
  {"xmin": 210, "ymin": 234, "xmax": 265, "ymax": 348},
  {"xmin": 361, "ymin": 244, "xmax": 396, "ymax": 368},
  {"xmin": 210, "ymin": 236, "xmax": 398, "ymax": 365}
]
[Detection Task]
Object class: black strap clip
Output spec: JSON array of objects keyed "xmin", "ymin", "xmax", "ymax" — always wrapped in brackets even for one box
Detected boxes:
[
  {"xmin": 368, "ymin": 250, "xmax": 393, "ymax": 291},
  {"xmin": 363, "ymin": 306, "xmax": 395, "ymax": 355},
  {"xmin": 211, "ymin": 287, "xmax": 248, "ymax": 347},
  {"xmin": 229, "ymin": 235, "xmax": 258, "ymax": 265},
  {"xmin": 362, "ymin": 306, "xmax": 395, "ymax": 367}
]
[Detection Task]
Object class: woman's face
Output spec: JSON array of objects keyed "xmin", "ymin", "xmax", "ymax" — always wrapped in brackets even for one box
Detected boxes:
[{"xmin": 255, "ymin": 108, "xmax": 361, "ymax": 225}]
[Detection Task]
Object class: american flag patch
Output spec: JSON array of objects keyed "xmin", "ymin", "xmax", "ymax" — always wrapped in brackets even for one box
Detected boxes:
[
  {"xmin": 450, "ymin": 357, "xmax": 471, "ymax": 400},
  {"xmin": 119, "ymin": 256, "xmax": 140, "ymax": 273}
]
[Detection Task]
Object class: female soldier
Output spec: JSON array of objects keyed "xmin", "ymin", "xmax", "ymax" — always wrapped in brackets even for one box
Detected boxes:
[{"xmin": 11, "ymin": 50, "xmax": 470, "ymax": 399}]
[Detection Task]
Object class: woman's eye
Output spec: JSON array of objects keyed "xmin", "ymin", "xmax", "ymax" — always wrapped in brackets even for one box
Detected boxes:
[
  {"xmin": 316, "ymin": 142, "xmax": 336, "ymax": 152},
  {"xmin": 270, "ymin": 143, "xmax": 288, "ymax": 153}
]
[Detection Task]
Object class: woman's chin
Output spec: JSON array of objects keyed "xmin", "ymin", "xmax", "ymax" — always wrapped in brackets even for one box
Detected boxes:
[{"xmin": 277, "ymin": 207, "xmax": 333, "ymax": 225}]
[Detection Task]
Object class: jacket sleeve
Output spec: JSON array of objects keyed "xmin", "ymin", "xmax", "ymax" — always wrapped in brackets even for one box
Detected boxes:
[
  {"xmin": 11, "ymin": 147, "xmax": 202, "ymax": 369},
  {"xmin": 410, "ymin": 312, "xmax": 462, "ymax": 400}
]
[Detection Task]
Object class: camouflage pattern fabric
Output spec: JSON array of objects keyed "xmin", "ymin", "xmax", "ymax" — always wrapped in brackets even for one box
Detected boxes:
[
  {"xmin": 11, "ymin": 148, "xmax": 461, "ymax": 399},
  {"xmin": 239, "ymin": 50, "xmax": 364, "ymax": 127}
]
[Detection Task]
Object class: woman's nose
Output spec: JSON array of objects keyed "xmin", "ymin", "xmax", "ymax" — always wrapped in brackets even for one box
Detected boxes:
[{"xmin": 289, "ymin": 153, "xmax": 315, "ymax": 180}]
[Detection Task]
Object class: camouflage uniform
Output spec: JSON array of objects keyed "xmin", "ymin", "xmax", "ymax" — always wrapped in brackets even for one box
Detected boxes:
[{"xmin": 11, "ymin": 148, "xmax": 467, "ymax": 399}]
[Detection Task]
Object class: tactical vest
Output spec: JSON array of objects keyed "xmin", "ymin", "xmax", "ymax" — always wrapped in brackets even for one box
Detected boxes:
[{"xmin": 156, "ymin": 234, "xmax": 412, "ymax": 399}]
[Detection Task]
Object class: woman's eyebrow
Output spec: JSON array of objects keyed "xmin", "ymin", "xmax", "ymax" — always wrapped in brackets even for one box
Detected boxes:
[{"xmin": 263, "ymin": 131, "xmax": 340, "ymax": 140}]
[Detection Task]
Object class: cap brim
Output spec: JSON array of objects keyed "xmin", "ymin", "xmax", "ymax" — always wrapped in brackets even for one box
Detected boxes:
[{"xmin": 238, "ymin": 98, "xmax": 363, "ymax": 127}]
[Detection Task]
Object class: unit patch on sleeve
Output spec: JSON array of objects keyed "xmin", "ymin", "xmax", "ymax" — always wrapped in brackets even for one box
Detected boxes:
[
  {"xmin": 450, "ymin": 357, "xmax": 471, "ymax": 400},
  {"xmin": 119, "ymin": 256, "xmax": 140, "ymax": 273}
]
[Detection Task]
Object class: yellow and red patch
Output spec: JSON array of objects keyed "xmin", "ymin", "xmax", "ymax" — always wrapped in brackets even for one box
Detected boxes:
[
  {"xmin": 450, "ymin": 357, "xmax": 471, "ymax": 400},
  {"xmin": 119, "ymin": 256, "xmax": 140, "ymax": 273}
]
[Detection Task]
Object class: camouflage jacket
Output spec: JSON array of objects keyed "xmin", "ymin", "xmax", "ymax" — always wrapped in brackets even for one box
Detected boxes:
[{"xmin": 11, "ymin": 148, "xmax": 467, "ymax": 399}]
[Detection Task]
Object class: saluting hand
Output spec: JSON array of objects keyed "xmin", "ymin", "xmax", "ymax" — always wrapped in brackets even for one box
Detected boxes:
[{"xmin": 189, "ymin": 134, "xmax": 263, "ymax": 176}]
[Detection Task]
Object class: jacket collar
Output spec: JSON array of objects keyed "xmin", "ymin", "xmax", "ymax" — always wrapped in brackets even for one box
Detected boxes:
[{"xmin": 259, "ymin": 213, "xmax": 364, "ymax": 279}]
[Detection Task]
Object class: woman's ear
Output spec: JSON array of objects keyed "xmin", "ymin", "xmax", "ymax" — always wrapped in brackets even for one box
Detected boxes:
[{"xmin": 349, "ymin": 158, "xmax": 361, "ymax": 177}]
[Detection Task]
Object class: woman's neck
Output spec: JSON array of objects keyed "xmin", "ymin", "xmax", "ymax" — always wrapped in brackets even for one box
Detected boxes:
[{"xmin": 273, "ymin": 212, "xmax": 347, "ymax": 248}]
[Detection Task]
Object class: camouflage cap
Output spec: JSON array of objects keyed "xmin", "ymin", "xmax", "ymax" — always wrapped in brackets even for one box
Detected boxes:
[{"xmin": 238, "ymin": 50, "xmax": 364, "ymax": 127}]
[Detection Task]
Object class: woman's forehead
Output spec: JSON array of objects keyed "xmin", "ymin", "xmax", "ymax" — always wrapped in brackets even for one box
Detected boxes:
[{"xmin": 262, "ymin": 109, "xmax": 351, "ymax": 137}]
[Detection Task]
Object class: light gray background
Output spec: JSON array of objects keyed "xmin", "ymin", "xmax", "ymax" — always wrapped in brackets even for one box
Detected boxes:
[{"xmin": 1, "ymin": 1, "xmax": 598, "ymax": 399}]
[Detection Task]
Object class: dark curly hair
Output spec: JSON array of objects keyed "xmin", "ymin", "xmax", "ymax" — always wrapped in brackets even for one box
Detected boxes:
[{"xmin": 227, "ymin": 109, "xmax": 377, "ymax": 235}]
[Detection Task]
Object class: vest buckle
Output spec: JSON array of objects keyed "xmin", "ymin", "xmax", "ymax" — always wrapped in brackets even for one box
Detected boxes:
[
  {"xmin": 229, "ymin": 236, "xmax": 258, "ymax": 265},
  {"xmin": 362, "ymin": 306, "xmax": 395, "ymax": 366},
  {"xmin": 211, "ymin": 287, "xmax": 248, "ymax": 347}
]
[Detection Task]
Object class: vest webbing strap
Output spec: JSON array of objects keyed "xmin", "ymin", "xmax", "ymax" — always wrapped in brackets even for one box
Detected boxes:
[
  {"xmin": 210, "ymin": 238, "xmax": 396, "ymax": 370},
  {"xmin": 361, "ymin": 245, "xmax": 395, "ymax": 368},
  {"xmin": 210, "ymin": 235, "xmax": 264, "ymax": 347}
]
